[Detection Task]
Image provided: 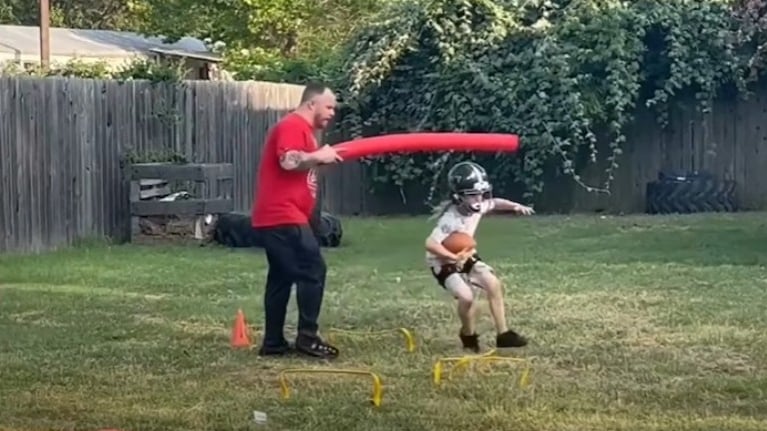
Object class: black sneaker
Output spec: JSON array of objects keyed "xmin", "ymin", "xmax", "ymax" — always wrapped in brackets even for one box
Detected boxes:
[
  {"xmin": 496, "ymin": 330, "xmax": 528, "ymax": 348},
  {"xmin": 257, "ymin": 340, "xmax": 293, "ymax": 357},
  {"xmin": 460, "ymin": 332, "xmax": 480, "ymax": 353},
  {"xmin": 295, "ymin": 333, "xmax": 340, "ymax": 360}
]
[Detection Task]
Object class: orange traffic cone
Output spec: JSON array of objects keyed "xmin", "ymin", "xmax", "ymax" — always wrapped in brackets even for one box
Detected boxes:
[{"xmin": 230, "ymin": 308, "xmax": 251, "ymax": 349}]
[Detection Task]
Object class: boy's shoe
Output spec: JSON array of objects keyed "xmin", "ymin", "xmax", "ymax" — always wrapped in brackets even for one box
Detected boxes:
[
  {"xmin": 459, "ymin": 332, "xmax": 481, "ymax": 353},
  {"xmin": 496, "ymin": 330, "xmax": 528, "ymax": 348}
]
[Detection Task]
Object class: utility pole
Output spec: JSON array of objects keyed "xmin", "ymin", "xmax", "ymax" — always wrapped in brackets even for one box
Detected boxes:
[{"xmin": 39, "ymin": 0, "xmax": 50, "ymax": 69}]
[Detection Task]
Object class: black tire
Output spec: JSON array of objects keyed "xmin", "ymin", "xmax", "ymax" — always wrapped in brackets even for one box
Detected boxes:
[
  {"xmin": 212, "ymin": 212, "xmax": 263, "ymax": 248},
  {"xmin": 312, "ymin": 211, "xmax": 343, "ymax": 248},
  {"xmin": 213, "ymin": 209, "xmax": 342, "ymax": 249},
  {"xmin": 306, "ymin": 180, "xmax": 343, "ymax": 247},
  {"xmin": 645, "ymin": 174, "xmax": 737, "ymax": 214}
]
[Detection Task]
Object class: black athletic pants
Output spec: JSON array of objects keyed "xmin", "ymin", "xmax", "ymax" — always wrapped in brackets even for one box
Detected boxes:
[{"xmin": 257, "ymin": 223, "xmax": 327, "ymax": 348}]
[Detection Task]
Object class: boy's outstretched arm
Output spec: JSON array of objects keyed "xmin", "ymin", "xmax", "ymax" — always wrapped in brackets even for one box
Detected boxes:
[{"xmin": 490, "ymin": 198, "xmax": 535, "ymax": 215}]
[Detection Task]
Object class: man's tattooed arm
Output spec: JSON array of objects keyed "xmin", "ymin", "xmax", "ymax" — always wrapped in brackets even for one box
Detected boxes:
[
  {"xmin": 280, "ymin": 150, "xmax": 318, "ymax": 171},
  {"xmin": 279, "ymin": 144, "xmax": 340, "ymax": 171}
]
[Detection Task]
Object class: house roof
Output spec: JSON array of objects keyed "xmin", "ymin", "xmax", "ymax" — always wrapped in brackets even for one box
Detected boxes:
[{"xmin": 0, "ymin": 24, "xmax": 221, "ymax": 62}]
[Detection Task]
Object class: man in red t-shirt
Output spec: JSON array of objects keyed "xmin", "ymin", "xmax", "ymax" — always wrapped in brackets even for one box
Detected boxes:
[{"xmin": 251, "ymin": 82, "xmax": 343, "ymax": 359}]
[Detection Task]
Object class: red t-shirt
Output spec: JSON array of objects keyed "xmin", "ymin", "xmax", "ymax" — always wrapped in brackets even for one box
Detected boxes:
[{"xmin": 251, "ymin": 113, "xmax": 319, "ymax": 228}]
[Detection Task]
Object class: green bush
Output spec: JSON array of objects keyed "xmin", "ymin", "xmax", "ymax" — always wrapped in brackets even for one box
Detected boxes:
[
  {"xmin": 222, "ymin": 46, "xmax": 343, "ymax": 84},
  {"xmin": 0, "ymin": 57, "xmax": 188, "ymax": 83},
  {"xmin": 337, "ymin": 0, "xmax": 762, "ymax": 201}
]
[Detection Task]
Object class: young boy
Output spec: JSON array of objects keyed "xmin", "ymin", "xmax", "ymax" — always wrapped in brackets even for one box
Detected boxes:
[{"xmin": 425, "ymin": 160, "xmax": 534, "ymax": 352}]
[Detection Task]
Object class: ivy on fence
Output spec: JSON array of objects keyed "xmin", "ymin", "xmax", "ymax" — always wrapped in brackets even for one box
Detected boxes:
[{"xmin": 336, "ymin": 0, "xmax": 767, "ymax": 202}]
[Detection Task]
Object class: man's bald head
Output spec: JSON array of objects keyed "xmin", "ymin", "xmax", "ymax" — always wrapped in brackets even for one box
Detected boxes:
[
  {"xmin": 300, "ymin": 82, "xmax": 330, "ymax": 103},
  {"xmin": 298, "ymin": 82, "xmax": 337, "ymax": 130}
]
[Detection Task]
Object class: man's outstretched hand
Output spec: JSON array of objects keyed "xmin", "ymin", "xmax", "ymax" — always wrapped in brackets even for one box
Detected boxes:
[{"xmin": 316, "ymin": 145, "xmax": 343, "ymax": 164}]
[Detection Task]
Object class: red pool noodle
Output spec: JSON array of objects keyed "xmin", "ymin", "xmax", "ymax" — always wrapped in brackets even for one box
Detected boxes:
[{"xmin": 332, "ymin": 133, "xmax": 519, "ymax": 161}]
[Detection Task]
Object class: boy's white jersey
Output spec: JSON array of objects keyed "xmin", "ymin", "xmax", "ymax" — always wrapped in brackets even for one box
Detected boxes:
[{"xmin": 425, "ymin": 199, "xmax": 496, "ymax": 267}]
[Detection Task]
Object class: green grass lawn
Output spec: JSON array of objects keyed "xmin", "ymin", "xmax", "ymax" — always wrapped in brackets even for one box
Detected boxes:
[{"xmin": 1, "ymin": 213, "xmax": 766, "ymax": 431}]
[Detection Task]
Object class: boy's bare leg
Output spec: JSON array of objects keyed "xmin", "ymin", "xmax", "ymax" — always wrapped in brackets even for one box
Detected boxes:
[
  {"xmin": 473, "ymin": 266, "xmax": 527, "ymax": 348},
  {"xmin": 474, "ymin": 270, "xmax": 508, "ymax": 334},
  {"xmin": 457, "ymin": 299, "xmax": 475, "ymax": 335},
  {"xmin": 445, "ymin": 274, "xmax": 481, "ymax": 352}
]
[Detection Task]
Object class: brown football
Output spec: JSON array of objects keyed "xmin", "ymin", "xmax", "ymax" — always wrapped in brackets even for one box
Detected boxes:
[{"xmin": 442, "ymin": 231, "xmax": 476, "ymax": 254}]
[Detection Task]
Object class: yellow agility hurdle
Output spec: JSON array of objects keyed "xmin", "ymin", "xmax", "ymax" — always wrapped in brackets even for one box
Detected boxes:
[
  {"xmin": 432, "ymin": 349, "xmax": 532, "ymax": 389},
  {"xmin": 278, "ymin": 368, "xmax": 385, "ymax": 407}
]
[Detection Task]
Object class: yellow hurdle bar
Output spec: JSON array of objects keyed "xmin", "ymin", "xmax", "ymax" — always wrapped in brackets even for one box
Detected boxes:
[{"xmin": 278, "ymin": 368, "xmax": 385, "ymax": 407}]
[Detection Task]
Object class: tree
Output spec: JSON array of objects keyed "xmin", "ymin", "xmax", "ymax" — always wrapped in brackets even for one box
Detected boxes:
[
  {"xmin": 131, "ymin": 0, "xmax": 394, "ymax": 81},
  {"xmin": 0, "ymin": 0, "xmax": 142, "ymax": 30}
]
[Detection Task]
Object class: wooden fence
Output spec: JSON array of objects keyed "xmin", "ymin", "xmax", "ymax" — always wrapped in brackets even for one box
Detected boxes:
[
  {"xmin": 2, "ymin": 75, "xmax": 767, "ymax": 253},
  {"xmin": 332, "ymin": 90, "xmax": 767, "ymax": 215},
  {"xmin": 542, "ymin": 90, "xmax": 767, "ymax": 214},
  {"xmin": 0, "ymin": 76, "xmax": 306, "ymax": 253}
]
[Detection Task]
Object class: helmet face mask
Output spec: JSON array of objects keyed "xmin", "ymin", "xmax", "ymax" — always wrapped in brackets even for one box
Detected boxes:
[{"xmin": 447, "ymin": 161, "xmax": 493, "ymax": 214}]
